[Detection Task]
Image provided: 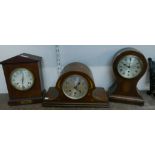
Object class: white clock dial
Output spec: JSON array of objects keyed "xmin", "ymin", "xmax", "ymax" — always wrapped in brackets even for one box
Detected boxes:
[
  {"xmin": 62, "ymin": 74, "xmax": 89, "ymax": 100},
  {"xmin": 10, "ymin": 68, "xmax": 34, "ymax": 91},
  {"xmin": 117, "ymin": 55, "xmax": 143, "ymax": 79}
]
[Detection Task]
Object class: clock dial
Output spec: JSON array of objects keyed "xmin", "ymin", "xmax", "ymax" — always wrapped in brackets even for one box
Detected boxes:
[
  {"xmin": 62, "ymin": 74, "xmax": 89, "ymax": 100},
  {"xmin": 10, "ymin": 68, "xmax": 34, "ymax": 91},
  {"xmin": 117, "ymin": 55, "xmax": 143, "ymax": 79}
]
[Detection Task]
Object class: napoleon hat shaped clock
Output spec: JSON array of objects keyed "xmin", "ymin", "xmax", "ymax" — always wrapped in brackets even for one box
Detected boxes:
[
  {"xmin": 1, "ymin": 53, "xmax": 45, "ymax": 105},
  {"xmin": 109, "ymin": 48, "xmax": 147, "ymax": 105},
  {"xmin": 43, "ymin": 62, "xmax": 109, "ymax": 108}
]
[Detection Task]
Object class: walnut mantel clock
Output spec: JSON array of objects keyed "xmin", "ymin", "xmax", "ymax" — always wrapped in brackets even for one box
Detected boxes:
[
  {"xmin": 43, "ymin": 62, "xmax": 109, "ymax": 108},
  {"xmin": 109, "ymin": 48, "xmax": 147, "ymax": 105},
  {"xmin": 0, "ymin": 53, "xmax": 45, "ymax": 105}
]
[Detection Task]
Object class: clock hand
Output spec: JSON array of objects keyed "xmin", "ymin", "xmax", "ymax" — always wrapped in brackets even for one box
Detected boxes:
[
  {"xmin": 128, "ymin": 57, "xmax": 133, "ymax": 68},
  {"xmin": 21, "ymin": 72, "xmax": 24, "ymax": 86},
  {"xmin": 74, "ymin": 82, "xmax": 82, "ymax": 93},
  {"xmin": 74, "ymin": 82, "xmax": 81, "ymax": 89},
  {"xmin": 74, "ymin": 85, "xmax": 78, "ymax": 90},
  {"xmin": 122, "ymin": 58, "xmax": 133, "ymax": 68},
  {"xmin": 123, "ymin": 63, "xmax": 130, "ymax": 68},
  {"xmin": 73, "ymin": 87, "xmax": 81, "ymax": 94}
]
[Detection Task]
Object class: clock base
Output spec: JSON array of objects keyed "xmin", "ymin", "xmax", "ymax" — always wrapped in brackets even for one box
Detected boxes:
[
  {"xmin": 43, "ymin": 87, "xmax": 109, "ymax": 108},
  {"xmin": 109, "ymin": 94, "xmax": 144, "ymax": 106},
  {"xmin": 8, "ymin": 90, "xmax": 46, "ymax": 106},
  {"xmin": 109, "ymin": 84, "xmax": 144, "ymax": 106}
]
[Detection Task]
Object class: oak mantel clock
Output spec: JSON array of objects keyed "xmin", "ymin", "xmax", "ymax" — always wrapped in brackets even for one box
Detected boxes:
[
  {"xmin": 109, "ymin": 48, "xmax": 147, "ymax": 105},
  {"xmin": 43, "ymin": 62, "xmax": 109, "ymax": 108},
  {"xmin": 0, "ymin": 53, "xmax": 45, "ymax": 105}
]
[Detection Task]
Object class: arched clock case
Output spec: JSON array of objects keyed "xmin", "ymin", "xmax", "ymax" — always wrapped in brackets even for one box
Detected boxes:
[
  {"xmin": 109, "ymin": 48, "xmax": 147, "ymax": 105},
  {"xmin": 43, "ymin": 62, "xmax": 109, "ymax": 108}
]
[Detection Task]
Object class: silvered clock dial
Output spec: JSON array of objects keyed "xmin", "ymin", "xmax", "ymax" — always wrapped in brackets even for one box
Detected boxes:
[
  {"xmin": 10, "ymin": 68, "xmax": 34, "ymax": 91},
  {"xmin": 117, "ymin": 55, "xmax": 143, "ymax": 79},
  {"xmin": 62, "ymin": 74, "xmax": 88, "ymax": 100}
]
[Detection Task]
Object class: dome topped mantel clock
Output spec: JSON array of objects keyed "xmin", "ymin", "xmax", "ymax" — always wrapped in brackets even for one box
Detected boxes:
[
  {"xmin": 43, "ymin": 62, "xmax": 109, "ymax": 108},
  {"xmin": 109, "ymin": 48, "xmax": 147, "ymax": 105}
]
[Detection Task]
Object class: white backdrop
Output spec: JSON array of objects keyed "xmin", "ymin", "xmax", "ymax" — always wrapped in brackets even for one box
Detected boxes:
[{"xmin": 0, "ymin": 45, "xmax": 154, "ymax": 93}]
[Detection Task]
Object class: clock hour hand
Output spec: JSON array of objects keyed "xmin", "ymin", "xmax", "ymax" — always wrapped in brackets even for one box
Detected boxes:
[
  {"xmin": 74, "ymin": 85, "xmax": 78, "ymax": 90},
  {"xmin": 123, "ymin": 63, "xmax": 130, "ymax": 68},
  {"xmin": 73, "ymin": 87, "xmax": 81, "ymax": 94}
]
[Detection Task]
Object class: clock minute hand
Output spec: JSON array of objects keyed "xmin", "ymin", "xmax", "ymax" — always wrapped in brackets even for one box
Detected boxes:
[
  {"xmin": 75, "ymin": 83, "xmax": 82, "ymax": 93},
  {"xmin": 74, "ymin": 82, "xmax": 81, "ymax": 93},
  {"xmin": 129, "ymin": 57, "xmax": 133, "ymax": 68},
  {"xmin": 21, "ymin": 72, "xmax": 24, "ymax": 86}
]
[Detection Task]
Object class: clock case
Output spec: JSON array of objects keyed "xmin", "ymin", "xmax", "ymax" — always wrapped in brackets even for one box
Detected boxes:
[
  {"xmin": 0, "ymin": 53, "xmax": 45, "ymax": 105},
  {"xmin": 43, "ymin": 62, "xmax": 109, "ymax": 108},
  {"xmin": 109, "ymin": 48, "xmax": 147, "ymax": 105}
]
